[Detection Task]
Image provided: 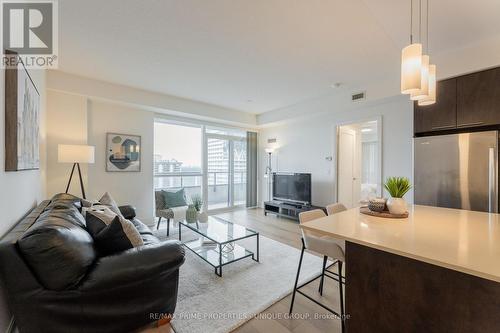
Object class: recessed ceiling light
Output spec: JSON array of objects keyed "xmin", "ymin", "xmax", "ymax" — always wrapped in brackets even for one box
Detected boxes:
[{"xmin": 331, "ymin": 82, "xmax": 342, "ymax": 88}]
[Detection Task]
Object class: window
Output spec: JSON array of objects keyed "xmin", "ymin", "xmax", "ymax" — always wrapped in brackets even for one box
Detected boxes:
[{"xmin": 154, "ymin": 122, "xmax": 202, "ymax": 200}]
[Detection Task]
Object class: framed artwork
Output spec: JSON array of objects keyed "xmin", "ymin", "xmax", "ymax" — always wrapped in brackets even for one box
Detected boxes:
[
  {"xmin": 106, "ymin": 133, "xmax": 141, "ymax": 172},
  {"xmin": 5, "ymin": 50, "xmax": 40, "ymax": 171}
]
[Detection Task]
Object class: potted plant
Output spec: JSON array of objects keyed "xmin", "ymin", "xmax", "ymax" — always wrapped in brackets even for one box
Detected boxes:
[
  {"xmin": 191, "ymin": 194, "xmax": 208, "ymax": 222},
  {"xmin": 384, "ymin": 177, "xmax": 411, "ymax": 214}
]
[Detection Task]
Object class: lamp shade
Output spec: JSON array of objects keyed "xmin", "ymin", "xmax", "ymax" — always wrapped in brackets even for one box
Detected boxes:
[
  {"xmin": 418, "ymin": 64, "xmax": 436, "ymax": 106},
  {"xmin": 58, "ymin": 144, "xmax": 95, "ymax": 163},
  {"xmin": 410, "ymin": 54, "xmax": 430, "ymax": 100},
  {"xmin": 401, "ymin": 43, "xmax": 422, "ymax": 94},
  {"xmin": 265, "ymin": 148, "xmax": 275, "ymax": 154}
]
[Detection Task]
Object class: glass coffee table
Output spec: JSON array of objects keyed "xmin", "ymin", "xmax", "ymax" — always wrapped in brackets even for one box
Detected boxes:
[{"xmin": 178, "ymin": 216, "xmax": 259, "ymax": 277}]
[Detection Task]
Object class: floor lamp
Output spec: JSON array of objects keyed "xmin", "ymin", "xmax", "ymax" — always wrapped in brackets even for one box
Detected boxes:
[
  {"xmin": 58, "ymin": 144, "xmax": 95, "ymax": 199},
  {"xmin": 265, "ymin": 148, "xmax": 275, "ymax": 201}
]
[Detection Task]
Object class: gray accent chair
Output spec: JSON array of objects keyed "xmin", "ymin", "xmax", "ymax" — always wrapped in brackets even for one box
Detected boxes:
[{"xmin": 155, "ymin": 190, "xmax": 176, "ymax": 235}]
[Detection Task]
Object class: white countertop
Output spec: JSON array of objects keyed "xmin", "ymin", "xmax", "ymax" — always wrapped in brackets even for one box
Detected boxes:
[{"xmin": 300, "ymin": 205, "xmax": 500, "ymax": 282}]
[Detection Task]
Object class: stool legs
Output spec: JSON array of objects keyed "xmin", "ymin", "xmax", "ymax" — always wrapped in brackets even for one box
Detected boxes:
[
  {"xmin": 319, "ymin": 255, "xmax": 328, "ymax": 295},
  {"xmin": 289, "ymin": 240, "xmax": 306, "ymax": 314}
]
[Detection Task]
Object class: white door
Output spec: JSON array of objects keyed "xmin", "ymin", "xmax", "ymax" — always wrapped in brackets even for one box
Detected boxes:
[{"xmin": 338, "ymin": 127, "xmax": 356, "ymax": 208}]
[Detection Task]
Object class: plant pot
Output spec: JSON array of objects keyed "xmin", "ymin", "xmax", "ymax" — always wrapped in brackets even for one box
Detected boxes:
[
  {"xmin": 386, "ymin": 197, "xmax": 407, "ymax": 215},
  {"xmin": 186, "ymin": 205, "xmax": 198, "ymax": 223},
  {"xmin": 197, "ymin": 211, "xmax": 208, "ymax": 223}
]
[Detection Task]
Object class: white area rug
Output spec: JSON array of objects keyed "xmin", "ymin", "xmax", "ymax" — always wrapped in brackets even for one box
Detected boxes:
[{"xmin": 155, "ymin": 226, "xmax": 325, "ymax": 333}]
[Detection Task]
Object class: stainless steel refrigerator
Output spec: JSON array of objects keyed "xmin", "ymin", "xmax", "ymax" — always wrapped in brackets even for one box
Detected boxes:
[{"xmin": 414, "ymin": 131, "xmax": 499, "ymax": 213}]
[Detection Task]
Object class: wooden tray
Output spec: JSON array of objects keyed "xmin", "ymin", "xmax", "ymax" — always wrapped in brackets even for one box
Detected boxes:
[{"xmin": 360, "ymin": 207, "xmax": 408, "ymax": 219}]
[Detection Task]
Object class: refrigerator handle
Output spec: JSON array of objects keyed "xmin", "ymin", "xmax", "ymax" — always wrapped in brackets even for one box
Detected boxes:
[{"xmin": 488, "ymin": 147, "xmax": 497, "ymax": 213}]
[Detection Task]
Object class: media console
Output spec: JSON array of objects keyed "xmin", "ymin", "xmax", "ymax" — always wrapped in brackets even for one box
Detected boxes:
[{"xmin": 264, "ymin": 201, "xmax": 326, "ymax": 221}]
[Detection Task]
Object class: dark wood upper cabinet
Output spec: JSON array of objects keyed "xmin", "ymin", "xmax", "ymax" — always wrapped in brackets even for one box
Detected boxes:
[
  {"xmin": 414, "ymin": 78, "xmax": 457, "ymax": 134},
  {"xmin": 457, "ymin": 67, "xmax": 500, "ymax": 128}
]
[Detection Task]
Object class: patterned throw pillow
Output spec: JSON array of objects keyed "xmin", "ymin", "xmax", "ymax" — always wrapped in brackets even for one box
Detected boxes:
[
  {"xmin": 98, "ymin": 192, "xmax": 123, "ymax": 216},
  {"xmin": 85, "ymin": 207, "xmax": 143, "ymax": 256},
  {"xmin": 155, "ymin": 191, "xmax": 166, "ymax": 210},
  {"xmin": 161, "ymin": 188, "xmax": 187, "ymax": 208}
]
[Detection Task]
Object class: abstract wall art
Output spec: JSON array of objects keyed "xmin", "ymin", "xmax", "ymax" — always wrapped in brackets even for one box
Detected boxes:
[
  {"xmin": 106, "ymin": 133, "xmax": 141, "ymax": 172},
  {"xmin": 5, "ymin": 50, "xmax": 40, "ymax": 171}
]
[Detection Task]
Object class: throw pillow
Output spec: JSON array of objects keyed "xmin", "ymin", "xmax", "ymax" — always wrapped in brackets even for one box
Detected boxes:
[
  {"xmin": 98, "ymin": 192, "xmax": 122, "ymax": 216},
  {"xmin": 155, "ymin": 190, "xmax": 166, "ymax": 210},
  {"xmin": 86, "ymin": 208, "xmax": 144, "ymax": 256},
  {"xmin": 161, "ymin": 188, "xmax": 187, "ymax": 208},
  {"xmin": 81, "ymin": 198, "xmax": 98, "ymax": 208}
]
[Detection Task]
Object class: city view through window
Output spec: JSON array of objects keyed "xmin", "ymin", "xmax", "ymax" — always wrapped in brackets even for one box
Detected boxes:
[{"xmin": 154, "ymin": 121, "xmax": 247, "ymax": 210}]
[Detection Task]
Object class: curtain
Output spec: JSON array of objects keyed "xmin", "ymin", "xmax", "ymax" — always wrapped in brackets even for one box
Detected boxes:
[{"xmin": 246, "ymin": 131, "xmax": 258, "ymax": 207}]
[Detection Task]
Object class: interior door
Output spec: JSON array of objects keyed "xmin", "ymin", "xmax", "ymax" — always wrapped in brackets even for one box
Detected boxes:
[{"xmin": 338, "ymin": 127, "xmax": 356, "ymax": 208}]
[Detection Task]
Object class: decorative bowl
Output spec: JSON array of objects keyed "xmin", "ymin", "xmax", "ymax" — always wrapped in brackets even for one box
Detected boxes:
[{"xmin": 368, "ymin": 198, "xmax": 387, "ymax": 212}]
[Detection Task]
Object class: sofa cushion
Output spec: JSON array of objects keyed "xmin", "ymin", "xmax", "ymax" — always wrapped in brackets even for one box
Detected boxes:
[
  {"xmin": 86, "ymin": 209, "xmax": 144, "ymax": 256},
  {"xmin": 130, "ymin": 218, "xmax": 160, "ymax": 245},
  {"xmin": 49, "ymin": 193, "xmax": 82, "ymax": 210},
  {"xmin": 161, "ymin": 189, "xmax": 187, "ymax": 208},
  {"xmin": 17, "ymin": 206, "xmax": 96, "ymax": 291}
]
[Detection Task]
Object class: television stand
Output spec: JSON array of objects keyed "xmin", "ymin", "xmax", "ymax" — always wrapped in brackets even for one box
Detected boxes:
[{"xmin": 264, "ymin": 201, "xmax": 326, "ymax": 221}]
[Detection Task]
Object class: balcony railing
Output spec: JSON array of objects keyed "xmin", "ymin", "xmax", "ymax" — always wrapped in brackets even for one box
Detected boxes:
[{"xmin": 154, "ymin": 172, "xmax": 246, "ymax": 209}]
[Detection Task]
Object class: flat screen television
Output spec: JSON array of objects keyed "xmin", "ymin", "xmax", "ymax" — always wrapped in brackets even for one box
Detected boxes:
[{"xmin": 273, "ymin": 173, "xmax": 311, "ymax": 205}]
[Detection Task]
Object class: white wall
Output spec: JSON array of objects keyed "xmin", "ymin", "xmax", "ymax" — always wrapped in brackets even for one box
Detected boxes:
[
  {"xmin": 0, "ymin": 68, "xmax": 46, "ymax": 332},
  {"xmin": 45, "ymin": 91, "xmax": 156, "ymax": 225},
  {"xmin": 87, "ymin": 100, "xmax": 155, "ymax": 224},
  {"xmin": 46, "ymin": 91, "xmax": 88, "ymax": 197},
  {"xmin": 259, "ymin": 96, "xmax": 413, "ymax": 207}
]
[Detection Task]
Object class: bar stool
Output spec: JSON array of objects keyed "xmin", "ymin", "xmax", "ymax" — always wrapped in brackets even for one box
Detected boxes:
[
  {"xmin": 289, "ymin": 209, "xmax": 346, "ymax": 333},
  {"xmin": 326, "ymin": 202, "xmax": 347, "ymax": 215}
]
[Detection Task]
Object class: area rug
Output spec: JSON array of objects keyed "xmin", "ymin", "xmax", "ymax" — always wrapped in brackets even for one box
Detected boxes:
[{"xmin": 155, "ymin": 223, "xmax": 326, "ymax": 333}]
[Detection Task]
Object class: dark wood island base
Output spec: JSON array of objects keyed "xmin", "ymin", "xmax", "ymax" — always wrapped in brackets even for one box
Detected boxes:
[{"xmin": 345, "ymin": 242, "xmax": 500, "ymax": 333}]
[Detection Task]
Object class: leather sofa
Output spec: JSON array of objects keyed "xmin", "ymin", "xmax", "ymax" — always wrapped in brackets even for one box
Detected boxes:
[{"xmin": 0, "ymin": 193, "xmax": 185, "ymax": 333}]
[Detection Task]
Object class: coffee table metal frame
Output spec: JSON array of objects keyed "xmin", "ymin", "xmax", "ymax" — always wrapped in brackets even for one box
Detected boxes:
[{"xmin": 178, "ymin": 219, "xmax": 260, "ymax": 277}]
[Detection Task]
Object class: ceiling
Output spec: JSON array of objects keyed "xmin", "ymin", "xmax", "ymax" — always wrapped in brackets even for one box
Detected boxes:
[{"xmin": 58, "ymin": 0, "xmax": 500, "ymax": 114}]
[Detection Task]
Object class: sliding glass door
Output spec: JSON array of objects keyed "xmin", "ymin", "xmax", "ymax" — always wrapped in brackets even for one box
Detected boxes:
[
  {"xmin": 206, "ymin": 133, "xmax": 247, "ymax": 211},
  {"xmin": 154, "ymin": 120, "xmax": 247, "ymax": 213},
  {"xmin": 207, "ymin": 137, "xmax": 230, "ymax": 209}
]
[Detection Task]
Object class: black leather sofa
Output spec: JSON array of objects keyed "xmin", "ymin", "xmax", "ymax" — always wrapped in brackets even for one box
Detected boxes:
[{"xmin": 0, "ymin": 193, "xmax": 185, "ymax": 333}]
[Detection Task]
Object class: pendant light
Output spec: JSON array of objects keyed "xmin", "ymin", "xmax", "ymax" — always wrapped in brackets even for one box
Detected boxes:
[
  {"xmin": 418, "ymin": 0, "xmax": 436, "ymax": 105},
  {"xmin": 401, "ymin": 0, "xmax": 422, "ymax": 94},
  {"xmin": 410, "ymin": 0, "xmax": 429, "ymax": 100},
  {"xmin": 419, "ymin": 64, "xmax": 436, "ymax": 105},
  {"xmin": 410, "ymin": 54, "xmax": 429, "ymax": 100}
]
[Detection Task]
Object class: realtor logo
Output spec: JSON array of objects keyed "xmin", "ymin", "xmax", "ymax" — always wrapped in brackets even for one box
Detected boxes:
[{"xmin": 1, "ymin": 0, "xmax": 58, "ymax": 68}]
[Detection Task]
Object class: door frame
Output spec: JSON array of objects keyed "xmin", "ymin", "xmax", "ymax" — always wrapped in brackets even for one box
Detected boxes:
[{"xmin": 334, "ymin": 116, "xmax": 383, "ymax": 203}]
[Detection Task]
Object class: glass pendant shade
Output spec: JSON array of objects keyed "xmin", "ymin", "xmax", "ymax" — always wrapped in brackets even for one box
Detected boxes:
[
  {"xmin": 418, "ymin": 64, "xmax": 436, "ymax": 106},
  {"xmin": 401, "ymin": 43, "xmax": 422, "ymax": 94},
  {"xmin": 410, "ymin": 55, "xmax": 429, "ymax": 100}
]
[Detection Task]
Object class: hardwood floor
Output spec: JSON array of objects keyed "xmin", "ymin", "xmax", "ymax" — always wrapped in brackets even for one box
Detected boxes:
[{"xmin": 141, "ymin": 208, "xmax": 343, "ymax": 333}]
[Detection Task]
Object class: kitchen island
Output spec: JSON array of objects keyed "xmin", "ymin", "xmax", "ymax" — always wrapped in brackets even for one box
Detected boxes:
[{"xmin": 300, "ymin": 205, "xmax": 500, "ymax": 333}]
